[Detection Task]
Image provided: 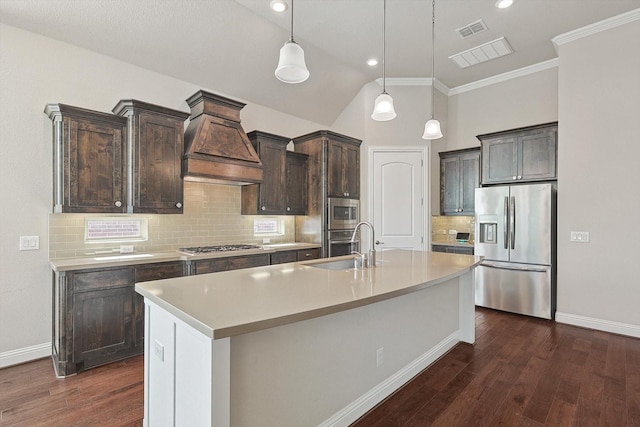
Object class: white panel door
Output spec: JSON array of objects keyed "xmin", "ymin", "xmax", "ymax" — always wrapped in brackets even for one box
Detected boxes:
[{"xmin": 371, "ymin": 149, "xmax": 425, "ymax": 250}]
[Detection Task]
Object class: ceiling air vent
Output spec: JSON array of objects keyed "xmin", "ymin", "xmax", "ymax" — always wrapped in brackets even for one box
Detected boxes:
[
  {"xmin": 449, "ymin": 37, "xmax": 514, "ymax": 69},
  {"xmin": 456, "ymin": 19, "xmax": 488, "ymax": 39}
]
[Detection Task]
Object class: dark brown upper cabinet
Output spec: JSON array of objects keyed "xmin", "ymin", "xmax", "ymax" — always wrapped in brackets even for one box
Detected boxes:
[
  {"xmin": 478, "ymin": 122, "xmax": 557, "ymax": 185},
  {"xmin": 113, "ymin": 100, "xmax": 190, "ymax": 214},
  {"xmin": 241, "ymin": 131, "xmax": 308, "ymax": 215},
  {"xmin": 46, "ymin": 101, "xmax": 189, "ymax": 214},
  {"xmin": 45, "ymin": 104, "xmax": 128, "ymax": 213},
  {"xmin": 327, "ymin": 139, "xmax": 360, "ymax": 199},
  {"xmin": 439, "ymin": 148, "xmax": 480, "ymax": 216}
]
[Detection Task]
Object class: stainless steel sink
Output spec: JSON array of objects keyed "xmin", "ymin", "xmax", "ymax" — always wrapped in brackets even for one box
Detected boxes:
[{"xmin": 307, "ymin": 259, "xmax": 358, "ymax": 271}]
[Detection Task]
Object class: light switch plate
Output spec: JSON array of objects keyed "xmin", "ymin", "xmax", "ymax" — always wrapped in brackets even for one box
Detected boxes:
[
  {"xmin": 153, "ymin": 340, "xmax": 164, "ymax": 361},
  {"xmin": 19, "ymin": 236, "xmax": 39, "ymax": 250}
]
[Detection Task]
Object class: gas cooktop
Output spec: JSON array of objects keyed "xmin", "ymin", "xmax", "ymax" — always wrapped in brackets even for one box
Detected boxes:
[{"xmin": 178, "ymin": 244, "xmax": 261, "ymax": 255}]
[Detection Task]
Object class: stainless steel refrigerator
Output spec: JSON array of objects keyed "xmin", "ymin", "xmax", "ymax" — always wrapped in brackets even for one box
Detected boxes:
[{"xmin": 474, "ymin": 183, "xmax": 557, "ymax": 319}]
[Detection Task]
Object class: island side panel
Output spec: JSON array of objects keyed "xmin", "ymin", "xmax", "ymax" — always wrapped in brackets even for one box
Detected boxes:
[
  {"xmin": 143, "ymin": 299, "xmax": 230, "ymax": 427},
  {"xmin": 459, "ymin": 269, "xmax": 476, "ymax": 344},
  {"xmin": 230, "ymin": 276, "xmax": 462, "ymax": 427}
]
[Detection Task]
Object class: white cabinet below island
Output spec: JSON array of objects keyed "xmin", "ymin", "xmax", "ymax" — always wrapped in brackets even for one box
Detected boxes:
[{"xmin": 135, "ymin": 249, "xmax": 482, "ymax": 427}]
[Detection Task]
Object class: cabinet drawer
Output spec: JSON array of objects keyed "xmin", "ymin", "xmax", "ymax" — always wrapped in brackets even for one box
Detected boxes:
[
  {"xmin": 135, "ymin": 262, "xmax": 184, "ymax": 283},
  {"xmin": 194, "ymin": 254, "xmax": 271, "ymax": 275},
  {"xmin": 72, "ymin": 268, "xmax": 134, "ymax": 292},
  {"xmin": 271, "ymin": 251, "xmax": 298, "ymax": 265},
  {"xmin": 297, "ymin": 248, "xmax": 320, "ymax": 261}
]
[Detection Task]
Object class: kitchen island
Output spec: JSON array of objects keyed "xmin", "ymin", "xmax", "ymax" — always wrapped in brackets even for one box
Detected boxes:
[{"xmin": 135, "ymin": 249, "xmax": 481, "ymax": 427}]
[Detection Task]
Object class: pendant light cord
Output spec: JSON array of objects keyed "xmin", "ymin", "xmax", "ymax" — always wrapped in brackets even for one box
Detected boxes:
[
  {"xmin": 290, "ymin": 0, "xmax": 295, "ymax": 43},
  {"xmin": 430, "ymin": 0, "xmax": 436, "ymax": 119},
  {"xmin": 382, "ymin": 0, "xmax": 387, "ymax": 94}
]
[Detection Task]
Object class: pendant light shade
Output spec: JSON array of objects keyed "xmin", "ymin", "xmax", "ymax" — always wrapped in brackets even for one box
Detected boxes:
[
  {"xmin": 423, "ymin": 0, "xmax": 443, "ymax": 140},
  {"xmin": 275, "ymin": 0, "xmax": 309, "ymax": 84},
  {"xmin": 275, "ymin": 41, "xmax": 309, "ymax": 83},
  {"xmin": 372, "ymin": 92, "xmax": 397, "ymax": 121},
  {"xmin": 371, "ymin": 0, "xmax": 396, "ymax": 121},
  {"xmin": 422, "ymin": 119, "xmax": 443, "ymax": 139}
]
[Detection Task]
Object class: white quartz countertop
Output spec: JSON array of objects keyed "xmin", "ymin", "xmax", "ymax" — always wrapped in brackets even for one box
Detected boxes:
[
  {"xmin": 135, "ymin": 249, "xmax": 482, "ymax": 339},
  {"xmin": 49, "ymin": 242, "xmax": 321, "ymax": 272}
]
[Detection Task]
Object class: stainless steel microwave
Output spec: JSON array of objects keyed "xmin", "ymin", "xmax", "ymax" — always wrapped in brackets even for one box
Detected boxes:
[{"xmin": 328, "ymin": 197, "xmax": 359, "ymax": 230}]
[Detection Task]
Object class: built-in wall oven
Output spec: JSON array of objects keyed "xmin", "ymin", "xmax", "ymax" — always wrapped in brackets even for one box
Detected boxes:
[
  {"xmin": 327, "ymin": 198, "xmax": 360, "ymax": 257},
  {"xmin": 328, "ymin": 229, "xmax": 360, "ymax": 257}
]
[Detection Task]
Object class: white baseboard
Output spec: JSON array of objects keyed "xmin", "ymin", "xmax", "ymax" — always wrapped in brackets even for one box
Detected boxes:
[
  {"xmin": 320, "ymin": 331, "xmax": 460, "ymax": 427},
  {"xmin": 0, "ymin": 342, "xmax": 51, "ymax": 368},
  {"xmin": 556, "ymin": 312, "xmax": 640, "ymax": 338}
]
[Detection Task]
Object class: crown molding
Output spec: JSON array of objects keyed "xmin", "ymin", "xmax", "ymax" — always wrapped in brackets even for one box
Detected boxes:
[
  {"xmin": 374, "ymin": 77, "xmax": 450, "ymax": 94},
  {"xmin": 552, "ymin": 8, "xmax": 640, "ymax": 52},
  {"xmin": 448, "ymin": 58, "xmax": 559, "ymax": 96}
]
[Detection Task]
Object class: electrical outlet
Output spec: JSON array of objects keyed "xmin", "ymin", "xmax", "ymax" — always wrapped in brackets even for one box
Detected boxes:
[
  {"xmin": 448, "ymin": 229, "xmax": 457, "ymax": 235},
  {"xmin": 262, "ymin": 238, "xmax": 270, "ymax": 244},
  {"xmin": 376, "ymin": 347, "xmax": 384, "ymax": 367},
  {"xmin": 153, "ymin": 340, "xmax": 164, "ymax": 361},
  {"xmin": 120, "ymin": 245, "xmax": 134, "ymax": 253},
  {"xmin": 570, "ymin": 232, "xmax": 590, "ymax": 243},
  {"xmin": 19, "ymin": 236, "xmax": 39, "ymax": 251}
]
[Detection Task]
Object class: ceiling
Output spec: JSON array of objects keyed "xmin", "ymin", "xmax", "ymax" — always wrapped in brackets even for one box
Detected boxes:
[{"xmin": 1, "ymin": 0, "xmax": 638, "ymax": 124}]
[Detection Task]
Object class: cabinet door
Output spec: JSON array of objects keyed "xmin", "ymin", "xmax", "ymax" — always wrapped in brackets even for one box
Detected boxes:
[
  {"xmin": 343, "ymin": 144, "xmax": 360, "ymax": 199},
  {"xmin": 285, "ymin": 152, "xmax": 308, "ymax": 214},
  {"xmin": 258, "ymin": 141, "xmax": 287, "ymax": 213},
  {"xmin": 135, "ymin": 112, "xmax": 184, "ymax": 213},
  {"xmin": 327, "ymin": 140, "xmax": 345, "ymax": 197},
  {"xmin": 73, "ymin": 286, "xmax": 134, "ymax": 368},
  {"xmin": 65, "ymin": 116, "xmax": 125, "ymax": 212},
  {"xmin": 481, "ymin": 136, "xmax": 518, "ymax": 184},
  {"xmin": 440, "ymin": 156, "xmax": 461, "ymax": 215},
  {"xmin": 459, "ymin": 151, "xmax": 480, "ymax": 214},
  {"xmin": 518, "ymin": 129, "xmax": 557, "ymax": 181}
]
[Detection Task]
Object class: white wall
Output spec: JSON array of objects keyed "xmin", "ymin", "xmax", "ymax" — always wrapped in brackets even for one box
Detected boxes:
[
  {"xmin": 555, "ymin": 19, "xmax": 640, "ymax": 333},
  {"xmin": 0, "ymin": 24, "xmax": 325, "ymax": 363}
]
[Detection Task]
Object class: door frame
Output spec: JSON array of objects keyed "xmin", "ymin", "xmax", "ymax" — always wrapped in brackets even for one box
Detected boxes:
[{"xmin": 367, "ymin": 146, "xmax": 431, "ymax": 251}]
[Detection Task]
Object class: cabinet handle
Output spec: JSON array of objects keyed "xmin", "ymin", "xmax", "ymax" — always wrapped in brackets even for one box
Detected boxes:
[
  {"xmin": 175, "ymin": 202, "xmax": 182, "ymax": 208},
  {"xmin": 114, "ymin": 201, "xmax": 122, "ymax": 207},
  {"xmin": 517, "ymin": 175, "xmax": 522, "ymax": 180},
  {"xmin": 286, "ymin": 207, "xmax": 291, "ymax": 212},
  {"xmin": 261, "ymin": 206, "xmax": 266, "ymax": 211},
  {"xmin": 305, "ymin": 252, "xmax": 312, "ymax": 257},
  {"xmin": 512, "ymin": 176, "xmax": 517, "ymax": 180}
]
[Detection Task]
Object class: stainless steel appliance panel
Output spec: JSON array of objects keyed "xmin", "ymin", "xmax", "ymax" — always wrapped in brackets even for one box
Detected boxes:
[
  {"xmin": 328, "ymin": 229, "xmax": 359, "ymax": 257},
  {"xmin": 475, "ymin": 261, "xmax": 552, "ymax": 319},
  {"xmin": 509, "ymin": 184, "xmax": 552, "ymax": 265}
]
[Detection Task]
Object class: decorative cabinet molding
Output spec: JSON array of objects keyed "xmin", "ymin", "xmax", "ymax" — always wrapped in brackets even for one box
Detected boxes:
[
  {"xmin": 112, "ymin": 100, "xmax": 190, "ymax": 214},
  {"xmin": 241, "ymin": 131, "xmax": 308, "ymax": 215},
  {"xmin": 478, "ymin": 122, "xmax": 557, "ymax": 185},
  {"xmin": 439, "ymin": 148, "xmax": 480, "ymax": 216}
]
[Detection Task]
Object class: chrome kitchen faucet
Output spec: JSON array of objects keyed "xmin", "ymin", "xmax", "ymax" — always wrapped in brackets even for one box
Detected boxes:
[{"xmin": 351, "ymin": 221, "xmax": 376, "ymax": 268}]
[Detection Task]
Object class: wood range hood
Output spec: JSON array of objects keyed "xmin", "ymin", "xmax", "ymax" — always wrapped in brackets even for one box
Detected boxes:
[{"xmin": 182, "ymin": 90, "xmax": 263, "ymax": 185}]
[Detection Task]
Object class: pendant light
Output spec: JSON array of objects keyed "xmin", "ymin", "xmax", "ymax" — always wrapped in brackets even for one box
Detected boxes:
[
  {"xmin": 422, "ymin": 0, "xmax": 443, "ymax": 140},
  {"xmin": 275, "ymin": 0, "xmax": 310, "ymax": 84},
  {"xmin": 371, "ymin": 0, "xmax": 397, "ymax": 121}
]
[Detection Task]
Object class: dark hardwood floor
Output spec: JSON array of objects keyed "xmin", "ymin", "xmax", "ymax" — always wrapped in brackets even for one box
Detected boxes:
[{"xmin": 1, "ymin": 308, "xmax": 639, "ymax": 426}]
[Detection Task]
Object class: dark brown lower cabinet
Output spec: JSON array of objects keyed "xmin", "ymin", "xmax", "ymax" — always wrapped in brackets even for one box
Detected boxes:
[
  {"xmin": 431, "ymin": 244, "xmax": 474, "ymax": 255},
  {"xmin": 52, "ymin": 261, "xmax": 185, "ymax": 377}
]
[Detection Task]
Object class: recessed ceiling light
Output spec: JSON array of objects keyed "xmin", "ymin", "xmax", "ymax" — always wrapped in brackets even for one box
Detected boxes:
[
  {"xmin": 270, "ymin": 0, "xmax": 288, "ymax": 13},
  {"xmin": 367, "ymin": 58, "xmax": 378, "ymax": 67},
  {"xmin": 495, "ymin": 0, "xmax": 514, "ymax": 8}
]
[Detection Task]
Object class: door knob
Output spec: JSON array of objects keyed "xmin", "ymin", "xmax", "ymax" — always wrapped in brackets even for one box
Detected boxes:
[{"xmin": 375, "ymin": 240, "xmax": 385, "ymax": 245}]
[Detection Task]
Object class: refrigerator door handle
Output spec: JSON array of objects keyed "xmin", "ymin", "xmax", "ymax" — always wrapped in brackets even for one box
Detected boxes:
[
  {"xmin": 510, "ymin": 196, "xmax": 516, "ymax": 250},
  {"xmin": 503, "ymin": 196, "xmax": 509, "ymax": 250},
  {"xmin": 481, "ymin": 262, "xmax": 548, "ymax": 273}
]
